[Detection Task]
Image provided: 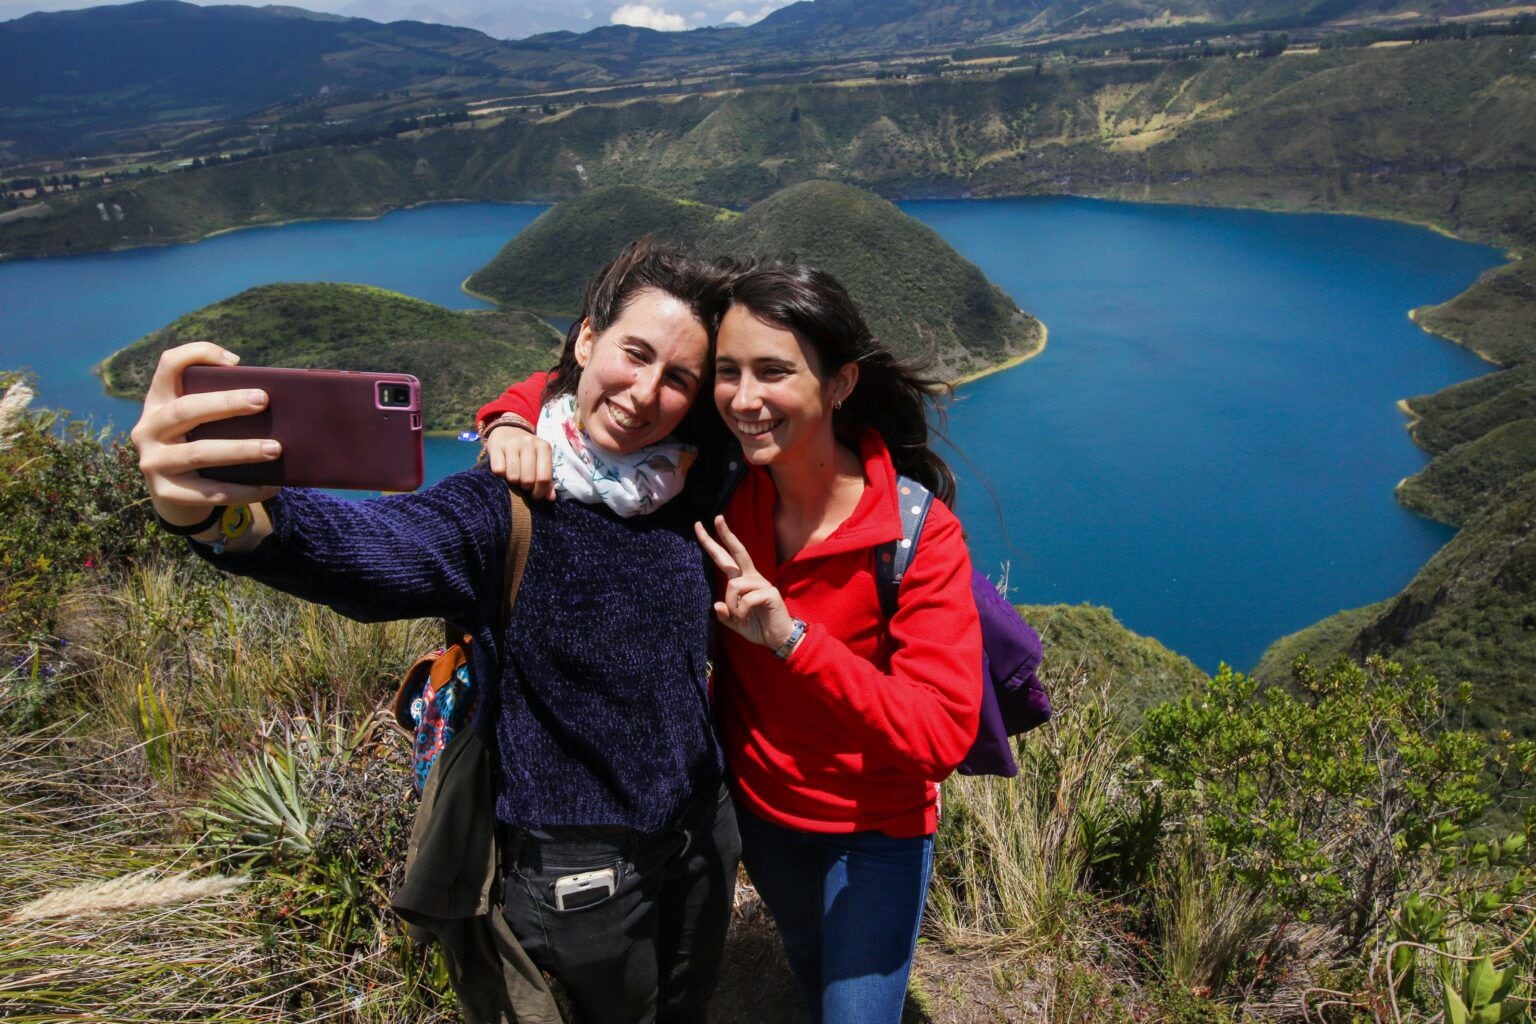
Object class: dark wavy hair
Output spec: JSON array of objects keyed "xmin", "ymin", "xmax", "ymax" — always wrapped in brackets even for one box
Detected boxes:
[
  {"xmin": 543, "ymin": 236, "xmax": 733, "ymax": 451},
  {"xmin": 725, "ymin": 261, "xmax": 958, "ymax": 506}
]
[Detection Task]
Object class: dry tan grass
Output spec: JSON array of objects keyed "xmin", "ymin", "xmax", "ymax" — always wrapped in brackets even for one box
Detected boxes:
[
  {"xmin": 6, "ymin": 868, "xmax": 248, "ymax": 924},
  {"xmin": 0, "ymin": 381, "xmax": 34, "ymax": 450},
  {"xmin": 0, "ymin": 699, "xmax": 450, "ymax": 1022},
  {"xmin": 927, "ymin": 663, "xmax": 1132, "ymax": 953}
]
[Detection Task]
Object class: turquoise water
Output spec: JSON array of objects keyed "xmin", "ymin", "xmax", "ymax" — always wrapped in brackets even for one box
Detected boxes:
[
  {"xmin": 910, "ymin": 197, "xmax": 1502, "ymax": 671},
  {"xmin": 0, "ymin": 202, "xmax": 547, "ymax": 425},
  {"xmin": 0, "ymin": 198, "xmax": 1507, "ymax": 670}
]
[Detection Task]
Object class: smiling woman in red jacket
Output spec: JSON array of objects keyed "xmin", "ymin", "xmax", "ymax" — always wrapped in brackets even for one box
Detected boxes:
[
  {"xmin": 693, "ymin": 263, "xmax": 981, "ymax": 1024},
  {"xmin": 477, "ymin": 259, "xmax": 982, "ymax": 1024}
]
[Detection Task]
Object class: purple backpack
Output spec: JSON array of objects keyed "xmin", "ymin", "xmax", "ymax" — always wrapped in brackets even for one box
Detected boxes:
[{"xmin": 879, "ymin": 477, "xmax": 1050, "ymax": 778}]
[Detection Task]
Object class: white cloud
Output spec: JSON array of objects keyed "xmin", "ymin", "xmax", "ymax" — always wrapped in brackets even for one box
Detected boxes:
[
  {"xmin": 610, "ymin": 3, "xmax": 687, "ymax": 30},
  {"xmin": 720, "ymin": 1, "xmax": 788, "ymax": 26}
]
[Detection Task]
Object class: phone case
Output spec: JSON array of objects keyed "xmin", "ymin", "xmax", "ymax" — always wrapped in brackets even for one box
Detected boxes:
[
  {"xmin": 553, "ymin": 868, "xmax": 617, "ymax": 911},
  {"xmin": 183, "ymin": 365, "xmax": 424, "ymax": 491}
]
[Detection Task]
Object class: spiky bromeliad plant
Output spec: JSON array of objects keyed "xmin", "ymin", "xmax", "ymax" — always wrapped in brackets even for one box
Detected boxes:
[{"xmin": 195, "ymin": 710, "xmax": 415, "ymax": 952}]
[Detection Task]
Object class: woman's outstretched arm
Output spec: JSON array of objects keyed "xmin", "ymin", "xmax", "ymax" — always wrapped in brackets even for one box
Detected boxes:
[{"xmin": 133, "ymin": 343, "xmax": 508, "ymax": 627}]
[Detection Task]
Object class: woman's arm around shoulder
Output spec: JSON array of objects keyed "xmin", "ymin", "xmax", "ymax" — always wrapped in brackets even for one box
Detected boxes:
[
  {"xmin": 477, "ymin": 372, "xmax": 554, "ymax": 499},
  {"xmin": 475, "ymin": 372, "xmax": 548, "ymax": 432}
]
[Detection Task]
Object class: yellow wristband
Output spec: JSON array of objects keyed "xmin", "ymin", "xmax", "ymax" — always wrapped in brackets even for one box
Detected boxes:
[{"xmin": 211, "ymin": 505, "xmax": 253, "ymax": 554}]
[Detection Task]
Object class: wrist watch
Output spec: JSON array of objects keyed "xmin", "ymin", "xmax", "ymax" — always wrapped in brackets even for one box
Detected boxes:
[{"xmin": 772, "ymin": 618, "xmax": 807, "ymax": 660}]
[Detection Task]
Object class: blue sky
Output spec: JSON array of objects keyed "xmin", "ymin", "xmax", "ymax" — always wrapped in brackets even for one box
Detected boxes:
[{"xmin": 0, "ymin": 0, "xmax": 799, "ymax": 39}]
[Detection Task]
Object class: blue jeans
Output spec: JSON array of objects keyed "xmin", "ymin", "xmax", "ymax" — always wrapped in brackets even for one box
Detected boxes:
[{"xmin": 737, "ymin": 803, "xmax": 935, "ymax": 1024}]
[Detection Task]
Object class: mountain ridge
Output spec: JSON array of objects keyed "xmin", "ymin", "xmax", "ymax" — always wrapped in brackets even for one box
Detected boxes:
[
  {"xmin": 7, "ymin": 37, "xmax": 1534, "ymax": 262},
  {"xmin": 2, "ymin": 0, "xmax": 1524, "ymax": 161}
]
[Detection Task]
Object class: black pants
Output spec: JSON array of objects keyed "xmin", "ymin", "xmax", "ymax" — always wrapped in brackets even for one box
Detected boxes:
[{"xmin": 502, "ymin": 787, "xmax": 741, "ymax": 1024}]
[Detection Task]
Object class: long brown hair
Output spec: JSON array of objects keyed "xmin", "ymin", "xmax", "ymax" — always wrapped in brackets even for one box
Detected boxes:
[{"xmin": 725, "ymin": 261, "xmax": 958, "ymax": 505}]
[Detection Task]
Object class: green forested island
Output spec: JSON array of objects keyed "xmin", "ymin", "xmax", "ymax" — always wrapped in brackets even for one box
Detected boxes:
[
  {"xmin": 99, "ymin": 182, "xmax": 1043, "ymax": 421},
  {"xmin": 100, "ymin": 283, "xmax": 561, "ymax": 433},
  {"xmin": 468, "ymin": 181, "xmax": 1042, "ymax": 378}
]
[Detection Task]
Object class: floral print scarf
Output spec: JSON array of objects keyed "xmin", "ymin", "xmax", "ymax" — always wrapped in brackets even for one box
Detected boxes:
[{"xmin": 536, "ymin": 394, "xmax": 697, "ymax": 517}]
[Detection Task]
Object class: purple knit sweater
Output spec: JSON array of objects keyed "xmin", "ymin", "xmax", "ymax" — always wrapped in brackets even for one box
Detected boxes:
[{"xmin": 197, "ymin": 467, "xmax": 722, "ymax": 832}]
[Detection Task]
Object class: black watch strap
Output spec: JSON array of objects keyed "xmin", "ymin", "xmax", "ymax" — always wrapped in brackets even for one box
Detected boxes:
[{"xmin": 154, "ymin": 505, "xmax": 226, "ymax": 536}]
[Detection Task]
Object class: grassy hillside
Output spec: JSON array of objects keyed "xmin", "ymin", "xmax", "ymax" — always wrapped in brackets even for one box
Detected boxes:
[
  {"xmin": 1414, "ymin": 259, "xmax": 1536, "ymax": 369},
  {"xmin": 1257, "ymin": 237, "xmax": 1536, "ymax": 726},
  {"xmin": 100, "ymin": 283, "xmax": 561, "ymax": 433},
  {"xmin": 468, "ymin": 181, "xmax": 1042, "ymax": 378},
  {"xmin": 1392, "ymin": 257, "xmax": 1536, "ymax": 524},
  {"xmin": 8, "ymin": 38, "xmax": 1536, "ymax": 260},
  {"xmin": 1017, "ymin": 602, "xmax": 1208, "ymax": 720},
  {"xmin": 1397, "ymin": 420, "xmax": 1536, "ymax": 526},
  {"xmin": 12, "ymin": 402, "xmax": 1535, "ymax": 1024},
  {"xmin": 1406, "ymin": 362, "xmax": 1536, "ymax": 458}
]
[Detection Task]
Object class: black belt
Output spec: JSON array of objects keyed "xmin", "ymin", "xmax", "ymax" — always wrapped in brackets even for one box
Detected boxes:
[{"xmin": 501, "ymin": 782, "xmax": 728, "ymax": 870}]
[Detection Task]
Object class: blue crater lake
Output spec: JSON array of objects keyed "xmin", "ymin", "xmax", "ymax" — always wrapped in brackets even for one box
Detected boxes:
[{"xmin": 0, "ymin": 197, "xmax": 1506, "ymax": 672}]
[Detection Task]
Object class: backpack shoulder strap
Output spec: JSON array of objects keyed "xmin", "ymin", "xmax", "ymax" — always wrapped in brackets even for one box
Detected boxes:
[
  {"xmin": 441, "ymin": 484, "xmax": 535, "ymax": 647},
  {"xmin": 711, "ymin": 445, "xmax": 749, "ymax": 519},
  {"xmin": 876, "ymin": 475, "xmax": 935, "ymax": 620},
  {"xmin": 499, "ymin": 485, "xmax": 534, "ymax": 632}
]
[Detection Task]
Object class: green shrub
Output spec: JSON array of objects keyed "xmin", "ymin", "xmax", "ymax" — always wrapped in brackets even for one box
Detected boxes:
[
  {"xmin": 0, "ymin": 377, "xmax": 168, "ymax": 635},
  {"xmin": 1138, "ymin": 657, "xmax": 1529, "ymax": 954},
  {"xmin": 0, "ymin": 375, "xmax": 177, "ymax": 730}
]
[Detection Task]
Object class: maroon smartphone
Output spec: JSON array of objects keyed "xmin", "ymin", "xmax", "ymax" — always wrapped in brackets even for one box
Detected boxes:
[{"xmin": 183, "ymin": 365, "xmax": 424, "ymax": 491}]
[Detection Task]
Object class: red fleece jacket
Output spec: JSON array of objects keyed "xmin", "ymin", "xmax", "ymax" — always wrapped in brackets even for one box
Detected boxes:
[{"xmin": 476, "ymin": 379, "xmax": 983, "ymax": 837}]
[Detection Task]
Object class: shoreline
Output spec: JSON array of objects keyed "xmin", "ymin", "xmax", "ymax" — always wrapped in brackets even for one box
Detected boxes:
[
  {"xmin": 949, "ymin": 321, "xmax": 1049, "ymax": 388},
  {"xmin": 200, "ymin": 196, "xmax": 551, "ymax": 244},
  {"xmin": 460, "ymin": 274, "xmax": 500, "ymax": 306},
  {"xmin": 1406, "ymin": 303, "xmax": 1513, "ymax": 368},
  {"xmin": 0, "ymin": 197, "xmax": 552, "ymax": 265},
  {"xmin": 1076, "ymin": 186, "xmax": 1526, "ymax": 262},
  {"xmin": 9, "ymin": 180, "xmax": 1526, "ymax": 268},
  {"xmin": 95, "ymin": 356, "xmax": 118, "ymax": 395}
]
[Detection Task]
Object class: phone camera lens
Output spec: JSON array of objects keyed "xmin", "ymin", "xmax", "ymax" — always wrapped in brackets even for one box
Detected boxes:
[{"xmin": 379, "ymin": 384, "xmax": 411, "ymax": 408}]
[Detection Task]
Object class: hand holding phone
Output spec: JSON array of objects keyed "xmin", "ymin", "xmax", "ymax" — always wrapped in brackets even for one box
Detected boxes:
[
  {"xmin": 182, "ymin": 364, "xmax": 424, "ymax": 492},
  {"xmin": 132, "ymin": 343, "xmax": 286, "ymax": 534}
]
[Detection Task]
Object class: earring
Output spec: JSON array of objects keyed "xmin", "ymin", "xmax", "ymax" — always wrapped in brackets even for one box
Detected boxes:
[{"xmin": 833, "ymin": 399, "xmax": 843, "ymax": 410}]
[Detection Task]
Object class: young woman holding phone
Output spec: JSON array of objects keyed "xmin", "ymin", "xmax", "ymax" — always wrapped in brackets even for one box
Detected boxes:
[
  {"xmin": 479, "ymin": 260, "xmax": 983, "ymax": 1024},
  {"xmin": 133, "ymin": 241, "xmax": 740, "ymax": 1024}
]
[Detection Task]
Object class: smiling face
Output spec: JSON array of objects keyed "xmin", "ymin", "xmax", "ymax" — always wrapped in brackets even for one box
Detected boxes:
[
  {"xmin": 713, "ymin": 304, "xmax": 857, "ymax": 467},
  {"xmin": 573, "ymin": 286, "xmax": 709, "ymax": 455}
]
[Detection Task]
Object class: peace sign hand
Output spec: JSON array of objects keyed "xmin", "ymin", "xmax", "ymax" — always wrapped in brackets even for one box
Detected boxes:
[{"xmin": 694, "ymin": 515, "xmax": 797, "ymax": 651}]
